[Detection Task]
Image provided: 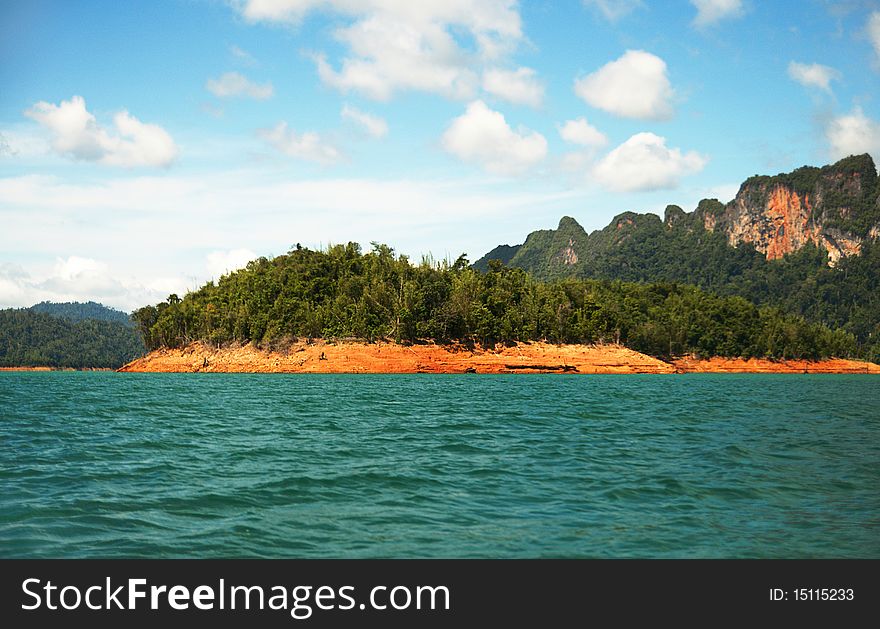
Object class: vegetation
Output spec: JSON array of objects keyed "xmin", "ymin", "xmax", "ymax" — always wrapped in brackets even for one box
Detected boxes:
[
  {"xmin": 0, "ymin": 308, "xmax": 145, "ymax": 368},
  {"xmin": 474, "ymin": 208, "xmax": 880, "ymax": 362},
  {"xmin": 29, "ymin": 301, "xmax": 133, "ymax": 326},
  {"xmin": 132, "ymin": 243, "xmax": 856, "ymax": 361}
]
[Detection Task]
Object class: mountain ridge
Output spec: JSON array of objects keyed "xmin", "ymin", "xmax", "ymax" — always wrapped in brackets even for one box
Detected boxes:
[{"xmin": 475, "ymin": 154, "xmax": 880, "ymax": 275}]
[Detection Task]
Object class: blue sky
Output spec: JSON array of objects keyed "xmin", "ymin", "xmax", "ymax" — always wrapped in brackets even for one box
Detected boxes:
[{"xmin": 2, "ymin": 0, "xmax": 880, "ymax": 310}]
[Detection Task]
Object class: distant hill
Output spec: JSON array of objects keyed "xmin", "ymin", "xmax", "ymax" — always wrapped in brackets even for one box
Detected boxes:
[
  {"xmin": 0, "ymin": 305, "xmax": 144, "ymax": 369},
  {"xmin": 29, "ymin": 301, "xmax": 133, "ymax": 326},
  {"xmin": 474, "ymin": 155, "xmax": 880, "ymax": 358}
]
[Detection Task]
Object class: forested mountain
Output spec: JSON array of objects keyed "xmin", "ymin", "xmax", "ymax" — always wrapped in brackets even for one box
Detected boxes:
[
  {"xmin": 474, "ymin": 155, "xmax": 880, "ymax": 357},
  {"xmin": 29, "ymin": 301, "xmax": 133, "ymax": 326},
  {"xmin": 132, "ymin": 243, "xmax": 857, "ymax": 361},
  {"xmin": 476, "ymin": 154, "xmax": 879, "ymax": 274},
  {"xmin": 0, "ymin": 306, "xmax": 144, "ymax": 368}
]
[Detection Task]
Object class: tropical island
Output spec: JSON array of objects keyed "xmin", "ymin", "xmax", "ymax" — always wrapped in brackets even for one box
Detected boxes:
[
  {"xmin": 118, "ymin": 239, "xmax": 879, "ymax": 374},
  {"xmin": 5, "ymin": 155, "xmax": 880, "ymax": 375},
  {"xmin": 118, "ymin": 154, "xmax": 880, "ymax": 374}
]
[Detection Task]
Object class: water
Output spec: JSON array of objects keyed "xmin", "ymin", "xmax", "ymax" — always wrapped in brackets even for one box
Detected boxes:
[{"xmin": 1, "ymin": 372, "xmax": 878, "ymax": 558}]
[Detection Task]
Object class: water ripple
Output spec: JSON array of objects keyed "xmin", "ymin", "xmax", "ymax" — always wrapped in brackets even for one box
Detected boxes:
[{"xmin": 1, "ymin": 372, "xmax": 878, "ymax": 558}]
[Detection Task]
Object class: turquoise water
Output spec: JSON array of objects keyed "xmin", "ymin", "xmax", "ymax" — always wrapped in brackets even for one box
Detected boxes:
[{"xmin": 1, "ymin": 372, "xmax": 878, "ymax": 558}]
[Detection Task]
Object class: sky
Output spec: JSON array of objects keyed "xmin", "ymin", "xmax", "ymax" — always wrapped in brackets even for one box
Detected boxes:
[{"xmin": 2, "ymin": 0, "xmax": 880, "ymax": 311}]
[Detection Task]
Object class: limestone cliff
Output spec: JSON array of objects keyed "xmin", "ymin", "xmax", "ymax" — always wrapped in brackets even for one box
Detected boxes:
[
  {"xmin": 474, "ymin": 154, "xmax": 880, "ymax": 278},
  {"xmin": 696, "ymin": 154, "xmax": 879, "ymax": 263}
]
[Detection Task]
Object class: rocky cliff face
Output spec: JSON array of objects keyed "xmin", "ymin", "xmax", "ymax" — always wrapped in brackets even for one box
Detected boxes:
[
  {"xmin": 696, "ymin": 154, "xmax": 879, "ymax": 264},
  {"xmin": 474, "ymin": 154, "xmax": 880, "ymax": 277}
]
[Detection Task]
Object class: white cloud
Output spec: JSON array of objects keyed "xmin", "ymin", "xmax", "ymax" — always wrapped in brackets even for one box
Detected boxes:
[
  {"xmin": 582, "ymin": 0, "xmax": 643, "ymax": 21},
  {"xmin": 869, "ymin": 11, "xmax": 880, "ymax": 63},
  {"xmin": 0, "ymin": 128, "xmax": 49, "ymax": 159},
  {"xmin": 556, "ymin": 117, "xmax": 606, "ymax": 183},
  {"xmin": 236, "ymin": 1, "xmax": 523, "ymax": 101},
  {"xmin": 826, "ymin": 108, "xmax": 880, "ymax": 161},
  {"xmin": 441, "ymin": 100, "xmax": 547, "ymax": 175},
  {"xmin": 690, "ymin": 0, "xmax": 744, "ymax": 28},
  {"xmin": 574, "ymin": 50, "xmax": 675, "ymax": 120},
  {"xmin": 341, "ymin": 104, "xmax": 388, "ymax": 138},
  {"xmin": 0, "ymin": 257, "xmax": 186, "ymax": 312},
  {"xmin": 0, "ymin": 264, "xmax": 31, "ymax": 306},
  {"xmin": 593, "ymin": 132, "xmax": 707, "ymax": 192},
  {"xmin": 238, "ymin": 0, "xmax": 322, "ymax": 23},
  {"xmin": 787, "ymin": 62, "xmax": 840, "ymax": 92},
  {"xmin": 258, "ymin": 122, "xmax": 342, "ymax": 164},
  {"xmin": 312, "ymin": 21, "xmax": 479, "ymax": 101},
  {"xmin": 558, "ymin": 117, "xmax": 607, "ymax": 148},
  {"xmin": 24, "ymin": 96, "xmax": 178, "ymax": 168},
  {"xmin": 206, "ymin": 72, "xmax": 274, "ymax": 100},
  {"xmin": 206, "ymin": 249, "xmax": 258, "ymax": 278},
  {"xmin": 39, "ymin": 256, "xmax": 126, "ymax": 299},
  {"xmin": 482, "ymin": 67, "xmax": 544, "ymax": 108}
]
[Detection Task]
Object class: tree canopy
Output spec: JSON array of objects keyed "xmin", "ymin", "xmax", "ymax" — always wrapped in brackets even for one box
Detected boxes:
[
  {"xmin": 0, "ymin": 309, "xmax": 145, "ymax": 368},
  {"xmin": 133, "ymin": 242, "xmax": 858, "ymax": 361}
]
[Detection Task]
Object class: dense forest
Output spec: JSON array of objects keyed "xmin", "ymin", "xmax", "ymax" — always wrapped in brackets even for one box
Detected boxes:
[
  {"xmin": 474, "ymin": 210, "xmax": 880, "ymax": 358},
  {"xmin": 0, "ymin": 307, "xmax": 144, "ymax": 368},
  {"xmin": 132, "ymin": 243, "xmax": 859, "ymax": 361},
  {"xmin": 471, "ymin": 155, "xmax": 880, "ymax": 358},
  {"xmin": 29, "ymin": 300, "xmax": 133, "ymax": 326}
]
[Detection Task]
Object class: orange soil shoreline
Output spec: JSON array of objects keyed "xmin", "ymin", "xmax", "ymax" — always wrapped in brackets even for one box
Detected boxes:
[{"xmin": 117, "ymin": 341, "xmax": 880, "ymax": 375}]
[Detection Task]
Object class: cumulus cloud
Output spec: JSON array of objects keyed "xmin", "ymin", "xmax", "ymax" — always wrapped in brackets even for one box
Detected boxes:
[
  {"xmin": 24, "ymin": 96, "xmax": 178, "ymax": 168},
  {"xmin": 441, "ymin": 100, "xmax": 547, "ymax": 175},
  {"xmin": 582, "ymin": 0, "xmax": 644, "ymax": 21},
  {"xmin": 826, "ymin": 108, "xmax": 880, "ymax": 161},
  {"xmin": 558, "ymin": 117, "xmax": 607, "ymax": 148},
  {"xmin": 38, "ymin": 256, "xmax": 127, "ymax": 299},
  {"xmin": 869, "ymin": 11, "xmax": 880, "ymax": 63},
  {"xmin": 206, "ymin": 248, "xmax": 258, "ymax": 278},
  {"xmin": 593, "ymin": 132, "xmax": 707, "ymax": 192},
  {"xmin": 259, "ymin": 122, "xmax": 342, "ymax": 164},
  {"xmin": 690, "ymin": 0, "xmax": 744, "ymax": 28},
  {"xmin": 236, "ymin": 1, "xmax": 523, "ymax": 101},
  {"xmin": 206, "ymin": 71, "xmax": 274, "ymax": 100},
  {"xmin": 311, "ymin": 23, "xmax": 478, "ymax": 102},
  {"xmin": 574, "ymin": 50, "xmax": 675, "ymax": 120},
  {"xmin": 482, "ymin": 67, "xmax": 544, "ymax": 108},
  {"xmin": 341, "ymin": 104, "xmax": 388, "ymax": 138},
  {"xmin": 787, "ymin": 62, "xmax": 840, "ymax": 92}
]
